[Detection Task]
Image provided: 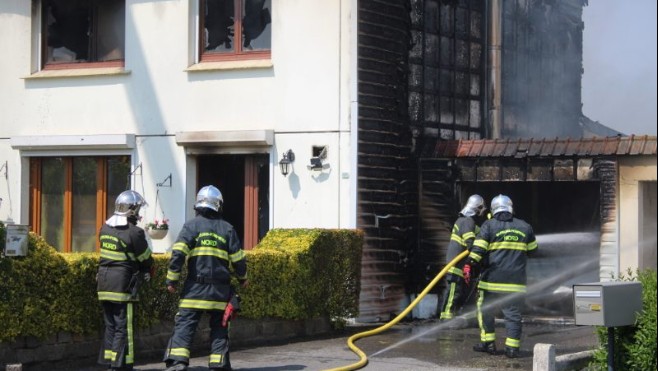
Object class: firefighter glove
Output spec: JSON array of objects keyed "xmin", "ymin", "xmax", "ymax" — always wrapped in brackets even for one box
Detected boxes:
[{"xmin": 463, "ymin": 264, "xmax": 472, "ymax": 286}]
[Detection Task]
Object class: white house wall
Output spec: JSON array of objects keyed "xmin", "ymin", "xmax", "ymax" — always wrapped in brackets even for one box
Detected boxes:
[
  {"xmin": 0, "ymin": 0, "xmax": 358, "ymax": 251},
  {"xmin": 618, "ymin": 156, "xmax": 658, "ymax": 273}
]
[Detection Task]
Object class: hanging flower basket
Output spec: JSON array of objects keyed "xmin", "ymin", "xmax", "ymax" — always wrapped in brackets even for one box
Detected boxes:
[
  {"xmin": 146, "ymin": 219, "xmax": 169, "ymax": 240},
  {"xmin": 148, "ymin": 228, "xmax": 168, "ymax": 240}
]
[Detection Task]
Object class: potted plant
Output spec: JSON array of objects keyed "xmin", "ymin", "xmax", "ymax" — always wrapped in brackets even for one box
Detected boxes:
[{"xmin": 145, "ymin": 219, "xmax": 169, "ymax": 240}]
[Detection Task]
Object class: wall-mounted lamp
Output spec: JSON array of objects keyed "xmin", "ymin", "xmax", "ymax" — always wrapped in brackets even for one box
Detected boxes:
[
  {"xmin": 279, "ymin": 149, "xmax": 295, "ymax": 177},
  {"xmin": 307, "ymin": 146, "xmax": 330, "ymax": 171}
]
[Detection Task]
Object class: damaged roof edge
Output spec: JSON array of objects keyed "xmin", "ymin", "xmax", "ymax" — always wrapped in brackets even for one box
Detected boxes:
[{"xmin": 433, "ymin": 135, "xmax": 657, "ymax": 158}]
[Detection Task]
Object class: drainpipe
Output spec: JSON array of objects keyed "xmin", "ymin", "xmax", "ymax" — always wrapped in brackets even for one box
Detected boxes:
[{"xmin": 488, "ymin": 0, "xmax": 503, "ymax": 139}]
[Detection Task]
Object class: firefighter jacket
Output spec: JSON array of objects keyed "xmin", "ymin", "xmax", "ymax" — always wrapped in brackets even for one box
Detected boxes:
[
  {"xmin": 445, "ymin": 215, "xmax": 480, "ymax": 277},
  {"xmin": 166, "ymin": 213, "xmax": 247, "ymax": 311},
  {"xmin": 97, "ymin": 223, "xmax": 153, "ymax": 302},
  {"xmin": 468, "ymin": 212, "xmax": 537, "ymax": 293}
]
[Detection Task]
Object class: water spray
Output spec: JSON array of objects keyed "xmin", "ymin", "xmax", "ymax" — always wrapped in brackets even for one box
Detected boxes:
[
  {"xmin": 322, "ymin": 250, "xmax": 470, "ymax": 371},
  {"xmin": 370, "ymin": 255, "xmax": 600, "ymax": 358}
]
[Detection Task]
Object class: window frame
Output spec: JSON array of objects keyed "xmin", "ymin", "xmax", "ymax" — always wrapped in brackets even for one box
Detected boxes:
[
  {"xmin": 29, "ymin": 156, "xmax": 129, "ymax": 253},
  {"xmin": 198, "ymin": 0, "xmax": 272, "ymax": 63},
  {"xmin": 38, "ymin": 0, "xmax": 126, "ymax": 71}
]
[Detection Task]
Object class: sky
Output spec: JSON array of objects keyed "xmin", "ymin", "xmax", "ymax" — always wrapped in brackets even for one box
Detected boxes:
[{"xmin": 582, "ymin": 0, "xmax": 657, "ymax": 136}]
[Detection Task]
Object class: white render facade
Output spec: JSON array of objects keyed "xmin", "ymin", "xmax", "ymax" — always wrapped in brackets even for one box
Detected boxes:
[{"xmin": 0, "ymin": 0, "xmax": 359, "ymax": 253}]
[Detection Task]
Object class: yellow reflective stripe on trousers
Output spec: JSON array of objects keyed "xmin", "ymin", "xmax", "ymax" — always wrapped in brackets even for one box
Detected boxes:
[
  {"xmin": 98, "ymin": 291, "xmax": 132, "ymax": 302},
  {"xmin": 440, "ymin": 282, "xmax": 457, "ymax": 319},
  {"xmin": 104, "ymin": 349, "xmax": 116, "ymax": 361},
  {"xmin": 126, "ymin": 302, "xmax": 134, "ymax": 364},
  {"xmin": 210, "ymin": 354, "xmax": 223, "ymax": 363},
  {"xmin": 169, "ymin": 348, "xmax": 190, "ymax": 358},
  {"xmin": 190, "ymin": 247, "xmax": 229, "ymax": 260},
  {"xmin": 478, "ymin": 281, "xmax": 526, "ymax": 293},
  {"xmin": 506, "ymin": 337, "xmax": 520, "ymax": 348},
  {"xmin": 179, "ymin": 299, "xmax": 227, "ymax": 310}
]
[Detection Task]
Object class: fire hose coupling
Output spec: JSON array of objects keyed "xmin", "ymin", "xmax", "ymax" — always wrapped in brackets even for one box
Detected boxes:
[{"xmin": 222, "ymin": 294, "xmax": 241, "ymax": 327}]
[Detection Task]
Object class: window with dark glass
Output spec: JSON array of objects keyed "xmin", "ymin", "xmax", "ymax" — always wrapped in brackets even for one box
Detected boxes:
[
  {"xmin": 200, "ymin": 0, "xmax": 272, "ymax": 61},
  {"xmin": 41, "ymin": 0, "xmax": 125, "ymax": 69},
  {"xmin": 30, "ymin": 156, "xmax": 131, "ymax": 252}
]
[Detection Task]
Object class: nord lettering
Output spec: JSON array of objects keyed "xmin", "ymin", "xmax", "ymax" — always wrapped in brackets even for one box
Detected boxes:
[
  {"xmin": 200, "ymin": 239, "xmax": 217, "ymax": 247},
  {"xmin": 102, "ymin": 242, "xmax": 117, "ymax": 250}
]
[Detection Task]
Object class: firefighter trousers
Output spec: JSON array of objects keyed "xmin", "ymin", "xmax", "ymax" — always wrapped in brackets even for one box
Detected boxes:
[
  {"xmin": 99, "ymin": 301, "xmax": 135, "ymax": 370},
  {"xmin": 476, "ymin": 290, "xmax": 523, "ymax": 349},
  {"xmin": 439, "ymin": 273, "xmax": 467, "ymax": 320},
  {"xmin": 164, "ymin": 308, "xmax": 231, "ymax": 369}
]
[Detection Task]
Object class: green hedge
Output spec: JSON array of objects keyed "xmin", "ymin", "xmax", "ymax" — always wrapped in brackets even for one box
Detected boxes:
[
  {"xmin": 590, "ymin": 269, "xmax": 657, "ymax": 371},
  {"xmin": 0, "ymin": 223, "xmax": 362, "ymax": 342}
]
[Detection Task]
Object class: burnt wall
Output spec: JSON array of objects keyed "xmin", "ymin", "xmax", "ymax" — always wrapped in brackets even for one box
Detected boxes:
[
  {"xmin": 409, "ymin": 0, "xmax": 486, "ymax": 148},
  {"xmin": 357, "ymin": 0, "xmax": 415, "ymax": 322},
  {"xmin": 501, "ymin": 0, "xmax": 586, "ymax": 138}
]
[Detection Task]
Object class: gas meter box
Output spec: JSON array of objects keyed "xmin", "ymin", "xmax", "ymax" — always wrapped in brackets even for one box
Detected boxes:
[
  {"xmin": 4, "ymin": 224, "xmax": 29, "ymax": 257},
  {"xmin": 573, "ymin": 282, "xmax": 642, "ymax": 327}
]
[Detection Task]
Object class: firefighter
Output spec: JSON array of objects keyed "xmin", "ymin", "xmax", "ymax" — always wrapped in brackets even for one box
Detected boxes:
[
  {"xmin": 97, "ymin": 190, "xmax": 154, "ymax": 371},
  {"xmin": 463, "ymin": 194, "xmax": 538, "ymax": 358},
  {"xmin": 438, "ymin": 194, "xmax": 487, "ymax": 325},
  {"xmin": 163, "ymin": 185, "xmax": 248, "ymax": 371}
]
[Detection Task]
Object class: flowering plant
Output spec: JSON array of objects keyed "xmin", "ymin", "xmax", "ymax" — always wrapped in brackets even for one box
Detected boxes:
[{"xmin": 145, "ymin": 219, "xmax": 169, "ymax": 230}]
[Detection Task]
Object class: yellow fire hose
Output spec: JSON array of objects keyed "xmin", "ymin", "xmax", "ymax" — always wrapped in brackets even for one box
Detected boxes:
[{"xmin": 323, "ymin": 249, "xmax": 470, "ymax": 371}]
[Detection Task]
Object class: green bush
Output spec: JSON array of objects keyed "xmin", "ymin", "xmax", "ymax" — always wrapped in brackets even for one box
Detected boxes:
[
  {"xmin": 245, "ymin": 229, "xmax": 363, "ymax": 325},
  {"xmin": 590, "ymin": 269, "xmax": 657, "ymax": 371},
  {"xmin": 0, "ymin": 225, "xmax": 363, "ymax": 342}
]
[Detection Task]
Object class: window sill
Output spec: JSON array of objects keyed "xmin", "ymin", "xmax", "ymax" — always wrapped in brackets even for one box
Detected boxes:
[
  {"xmin": 23, "ymin": 67, "xmax": 131, "ymax": 80},
  {"xmin": 186, "ymin": 59, "xmax": 273, "ymax": 72}
]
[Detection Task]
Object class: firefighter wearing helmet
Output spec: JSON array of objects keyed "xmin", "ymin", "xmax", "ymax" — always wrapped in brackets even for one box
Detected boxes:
[
  {"xmin": 438, "ymin": 194, "xmax": 487, "ymax": 325},
  {"xmin": 97, "ymin": 190, "xmax": 154, "ymax": 370},
  {"xmin": 464, "ymin": 194, "xmax": 538, "ymax": 358},
  {"xmin": 163, "ymin": 185, "xmax": 248, "ymax": 371}
]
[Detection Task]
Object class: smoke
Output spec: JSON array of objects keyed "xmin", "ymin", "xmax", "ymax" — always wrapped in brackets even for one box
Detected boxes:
[{"xmin": 582, "ymin": 0, "xmax": 658, "ymax": 136}]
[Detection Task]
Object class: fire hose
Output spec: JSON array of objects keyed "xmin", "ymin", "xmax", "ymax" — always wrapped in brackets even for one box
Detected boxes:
[{"xmin": 323, "ymin": 249, "xmax": 470, "ymax": 371}]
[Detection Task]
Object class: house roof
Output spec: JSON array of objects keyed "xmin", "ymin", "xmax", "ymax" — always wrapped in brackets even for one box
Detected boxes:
[{"xmin": 432, "ymin": 135, "xmax": 657, "ymax": 158}]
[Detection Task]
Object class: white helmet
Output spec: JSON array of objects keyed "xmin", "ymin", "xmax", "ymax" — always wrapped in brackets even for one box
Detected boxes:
[
  {"xmin": 114, "ymin": 190, "xmax": 147, "ymax": 218},
  {"xmin": 460, "ymin": 194, "xmax": 487, "ymax": 217},
  {"xmin": 491, "ymin": 194, "xmax": 513, "ymax": 216},
  {"xmin": 195, "ymin": 185, "xmax": 223, "ymax": 212}
]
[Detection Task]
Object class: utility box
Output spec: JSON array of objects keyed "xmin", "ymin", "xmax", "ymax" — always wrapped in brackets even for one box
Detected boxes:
[
  {"xmin": 4, "ymin": 224, "xmax": 29, "ymax": 257},
  {"xmin": 573, "ymin": 282, "xmax": 642, "ymax": 327}
]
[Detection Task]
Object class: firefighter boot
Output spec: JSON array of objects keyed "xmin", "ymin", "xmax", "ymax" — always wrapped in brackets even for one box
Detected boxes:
[
  {"xmin": 505, "ymin": 346, "xmax": 520, "ymax": 358},
  {"xmin": 473, "ymin": 341, "xmax": 497, "ymax": 355}
]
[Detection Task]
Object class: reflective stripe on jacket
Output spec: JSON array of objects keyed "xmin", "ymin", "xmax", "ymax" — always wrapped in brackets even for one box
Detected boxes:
[
  {"xmin": 97, "ymin": 223, "xmax": 153, "ymax": 302},
  {"xmin": 468, "ymin": 213, "xmax": 537, "ymax": 293},
  {"xmin": 446, "ymin": 216, "xmax": 479, "ymax": 275},
  {"xmin": 166, "ymin": 213, "xmax": 247, "ymax": 310}
]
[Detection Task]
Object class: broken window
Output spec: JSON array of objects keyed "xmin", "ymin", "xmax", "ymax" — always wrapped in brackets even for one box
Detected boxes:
[
  {"xmin": 200, "ymin": 0, "xmax": 272, "ymax": 62},
  {"xmin": 42, "ymin": 0, "xmax": 125, "ymax": 68}
]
